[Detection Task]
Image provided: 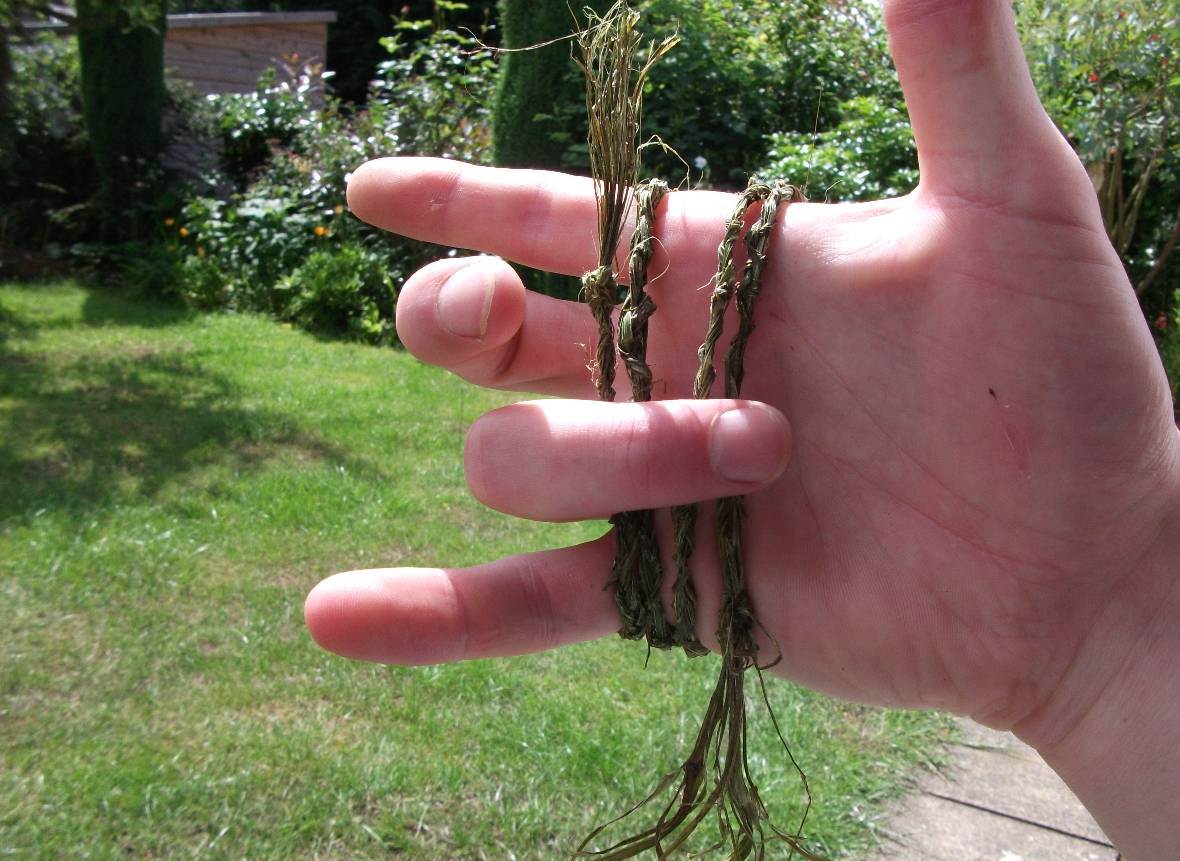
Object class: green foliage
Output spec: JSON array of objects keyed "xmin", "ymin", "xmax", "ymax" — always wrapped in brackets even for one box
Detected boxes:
[
  {"xmin": 0, "ymin": 33, "xmax": 95, "ymax": 247},
  {"xmin": 174, "ymin": 194, "xmax": 320, "ymax": 312},
  {"xmin": 500, "ymin": 0, "xmax": 900, "ymax": 187},
  {"xmin": 640, "ymin": 0, "xmax": 900, "ymax": 187},
  {"xmin": 210, "ymin": 66, "xmax": 327, "ymax": 184},
  {"xmin": 279, "ymin": 244, "xmax": 399, "ymax": 343},
  {"xmin": 114, "ymin": 240, "xmax": 184, "ymax": 296},
  {"xmin": 176, "ymin": 253, "xmax": 230, "ymax": 309},
  {"xmin": 1018, "ymin": 0, "xmax": 1180, "ymax": 306},
  {"xmin": 372, "ymin": 7, "xmax": 497, "ymax": 162},
  {"xmin": 762, "ymin": 95, "xmax": 917, "ymax": 201},
  {"xmin": 169, "ymin": 12, "xmax": 495, "ymax": 340}
]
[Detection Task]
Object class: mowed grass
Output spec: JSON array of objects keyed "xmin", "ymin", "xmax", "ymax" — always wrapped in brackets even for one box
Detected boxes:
[{"xmin": 0, "ymin": 281, "xmax": 952, "ymax": 860}]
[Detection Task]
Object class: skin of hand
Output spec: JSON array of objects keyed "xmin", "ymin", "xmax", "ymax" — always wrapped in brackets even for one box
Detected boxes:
[{"xmin": 305, "ymin": 0, "xmax": 1180, "ymax": 856}]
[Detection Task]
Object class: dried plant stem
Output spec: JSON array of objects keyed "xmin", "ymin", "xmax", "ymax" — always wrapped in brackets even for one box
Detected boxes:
[
  {"xmin": 714, "ymin": 181, "xmax": 802, "ymax": 660},
  {"xmin": 576, "ymin": 2, "xmax": 677, "ymax": 646},
  {"xmin": 578, "ymin": 2, "xmax": 676, "ymax": 404}
]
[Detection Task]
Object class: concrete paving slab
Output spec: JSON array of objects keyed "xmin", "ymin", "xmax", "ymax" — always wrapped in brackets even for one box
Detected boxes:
[
  {"xmin": 866, "ymin": 718, "xmax": 1117, "ymax": 861},
  {"xmin": 923, "ymin": 724, "xmax": 1109, "ymax": 844}
]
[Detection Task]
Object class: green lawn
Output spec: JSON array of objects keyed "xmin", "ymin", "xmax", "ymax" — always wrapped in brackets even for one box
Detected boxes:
[{"xmin": 0, "ymin": 280, "xmax": 951, "ymax": 860}]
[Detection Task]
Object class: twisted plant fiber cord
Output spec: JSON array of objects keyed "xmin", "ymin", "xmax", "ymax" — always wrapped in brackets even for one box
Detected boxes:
[
  {"xmin": 579, "ymin": 183, "xmax": 824, "ymax": 860},
  {"xmin": 668, "ymin": 178, "xmax": 771, "ymax": 658},
  {"xmin": 575, "ymin": 3, "xmax": 676, "ymax": 647},
  {"xmin": 611, "ymin": 178, "xmax": 675, "ymax": 647},
  {"xmin": 715, "ymin": 180, "xmax": 800, "ymax": 663},
  {"xmin": 710, "ymin": 180, "xmax": 819, "ymax": 860}
]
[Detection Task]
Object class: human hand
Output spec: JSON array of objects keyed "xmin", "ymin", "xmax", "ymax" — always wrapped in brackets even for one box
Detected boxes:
[{"xmin": 306, "ymin": 1, "xmax": 1180, "ymax": 854}]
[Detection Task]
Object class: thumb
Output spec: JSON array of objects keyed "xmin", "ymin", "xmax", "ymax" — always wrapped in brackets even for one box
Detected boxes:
[{"xmin": 883, "ymin": 0, "xmax": 1076, "ymax": 200}]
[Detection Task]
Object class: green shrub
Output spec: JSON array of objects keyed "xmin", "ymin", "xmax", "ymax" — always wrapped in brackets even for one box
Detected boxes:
[
  {"xmin": 372, "ymin": 10, "xmax": 497, "ymax": 163},
  {"xmin": 1017, "ymin": 1, "xmax": 1179, "ymax": 306},
  {"xmin": 211, "ymin": 65, "xmax": 328, "ymax": 186},
  {"xmin": 761, "ymin": 95, "xmax": 917, "ymax": 201},
  {"xmin": 493, "ymin": 0, "xmax": 606, "ymax": 169},
  {"xmin": 117, "ymin": 240, "xmax": 182, "ymax": 296},
  {"xmin": 278, "ymin": 243, "xmax": 400, "ymax": 344},
  {"xmin": 1, "ymin": 33, "xmax": 96, "ymax": 247},
  {"xmin": 169, "ymin": 11, "xmax": 494, "ymax": 339},
  {"xmin": 487, "ymin": 0, "xmax": 897, "ymax": 186},
  {"xmin": 636, "ymin": 0, "xmax": 901, "ymax": 187},
  {"xmin": 176, "ymin": 253, "xmax": 231, "ymax": 310}
]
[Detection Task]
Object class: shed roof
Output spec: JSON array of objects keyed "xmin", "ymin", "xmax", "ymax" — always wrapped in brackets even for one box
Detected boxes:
[
  {"xmin": 167, "ymin": 12, "xmax": 337, "ymax": 29},
  {"xmin": 20, "ymin": 9, "xmax": 338, "ymax": 32}
]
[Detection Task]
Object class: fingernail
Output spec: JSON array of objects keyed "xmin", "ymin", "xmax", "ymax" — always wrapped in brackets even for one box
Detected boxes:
[
  {"xmin": 436, "ymin": 259, "xmax": 496, "ymax": 339},
  {"xmin": 708, "ymin": 404, "xmax": 791, "ymax": 484}
]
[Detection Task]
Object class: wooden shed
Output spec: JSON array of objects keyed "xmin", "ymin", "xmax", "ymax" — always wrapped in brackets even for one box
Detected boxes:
[
  {"xmin": 165, "ymin": 11, "xmax": 337, "ymax": 96},
  {"xmin": 20, "ymin": 8, "xmax": 338, "ymax": 96}
]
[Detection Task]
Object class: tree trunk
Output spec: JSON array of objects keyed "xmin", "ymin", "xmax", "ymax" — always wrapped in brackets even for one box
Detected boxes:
[{"xmin": 76, "ymin": 0, "xmax": 167, "ymax": 243}]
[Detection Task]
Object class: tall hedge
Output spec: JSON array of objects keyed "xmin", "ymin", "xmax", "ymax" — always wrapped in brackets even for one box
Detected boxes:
[
  {"xmin": 492, "ymin": 0, "xmax": 606, "ymax": 169},
  {"xmin": 76, "ymin": 0, "xmax": 167, "ymax": 241}
]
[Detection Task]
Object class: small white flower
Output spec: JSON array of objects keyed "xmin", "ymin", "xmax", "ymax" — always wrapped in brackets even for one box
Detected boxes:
[{"xmin": 693, "ymin": 155, "xmax": 708, "ymax": 170}]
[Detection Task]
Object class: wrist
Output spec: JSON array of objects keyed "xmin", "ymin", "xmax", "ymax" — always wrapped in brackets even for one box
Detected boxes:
[{"xmin": 1014, "ymin": 489, "xmax": 1180, "ymax": 859}]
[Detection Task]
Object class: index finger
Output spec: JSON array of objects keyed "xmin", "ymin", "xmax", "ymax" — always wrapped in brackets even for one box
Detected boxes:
[{"xmin": 345, "ymin": 157, "xmax": 736, "ymax": 280}]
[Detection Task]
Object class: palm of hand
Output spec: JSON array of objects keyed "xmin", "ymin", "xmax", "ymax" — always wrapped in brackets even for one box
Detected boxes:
[
  {"xmin": 685, "ymin": 180, "xmax": 1172, "ymax": 728},
  {"xmin": 307, "ymin": 1, "xmax": 1180, "ymax": 745}
]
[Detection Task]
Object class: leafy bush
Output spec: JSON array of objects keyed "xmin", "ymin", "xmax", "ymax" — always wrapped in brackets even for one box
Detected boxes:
[
  {"xmin": 761, "ymin": 95, "xmax": 917, "ymax": 201},
  {"xmin": 501, "ymin": 0, "xmax": 898, "ymax": 187},
  {"xmin": 211, "ymin": 62, "xmax": 333, "ymax": 185},
  {"xmin": 176, "ymin": 253, "xmax": 231, "ymax": 310},
  {"xmin": 372, "ymin": 11, "xmax": 496, "ymax": 163},
  {"xmin": 1018, "ymin": 1, "xmax": 1179, "ymax": 307},
  {"xmin": 638, "ymin": 0, "xmax": 901, "ymax": 187},
  {"xmin": 173, "ymin": 194, "xmax": 324, "ymax": 312},
  {"xmin": 279, "ymin": 243, "xmax": 400, "ymax": 343},
  {"xmin": 170, "ymin": 11, "xmax": 495, "ymax": 341},
  {"xmin": 1, "ymin": 33, "xmax": 96, "ymax": 248}
]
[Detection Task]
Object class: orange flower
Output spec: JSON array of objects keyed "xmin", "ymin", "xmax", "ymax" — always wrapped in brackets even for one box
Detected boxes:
[
  {"xmin": 164, "ymin": 217, "xmax": 175, "ymax": 227},
  {"xmin": 333, "ymin": 204, "xmax": 344, "ymax": 216},
  {"xmin": 179, "ymin": 227, "xmax": 190, "ymax": 238},
  {"xmin": 314, "ymin": 225, "xmax": 328, "ymax": 237},
  {"xmin": 196, "ymin": 245, "xmax": 206, "ymax": 258}
]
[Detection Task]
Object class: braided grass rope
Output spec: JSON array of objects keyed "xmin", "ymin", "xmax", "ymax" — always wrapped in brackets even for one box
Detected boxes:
[
  {"xmin": 612, "ymin": 179, "xmax": 676, "ymax": 648},
  {"xmin": 669, "ymin": 178, "xmax": 770, "ymax": 659},
  {"xmin": 573, "ymin": 4, "xmax": 821, "ymax": 857},
  {"xmin": 576, "ymin": 2, "xmax": 677, "ymax": 648},
  {"xmin": 577, "ymin": 3, "xmax": 675, "ymax": 405},
  {"xmin": 578, "ymin": 180, "xmax": 820, "ymax": 861}
]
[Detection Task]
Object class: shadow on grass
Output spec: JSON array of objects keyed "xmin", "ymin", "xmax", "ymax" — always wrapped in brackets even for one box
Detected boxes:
[
  {"xmin": 80, "ymin": 288, "xmax": 194, "ymax": 330},
  {"xmin": 0, "ymin": 293, "xmax": 389, "ymax": 523}
]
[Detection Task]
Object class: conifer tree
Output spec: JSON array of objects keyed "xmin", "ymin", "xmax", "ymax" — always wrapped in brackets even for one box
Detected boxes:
[{"xmin": 76, "ymin": 0, "xmax": 167, "ymax": 241}]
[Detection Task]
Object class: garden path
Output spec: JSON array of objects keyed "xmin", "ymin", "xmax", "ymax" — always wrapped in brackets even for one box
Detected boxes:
[{"xmin": 868, "ymin": 718, "xmax": 1117, "ymax": 861}]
